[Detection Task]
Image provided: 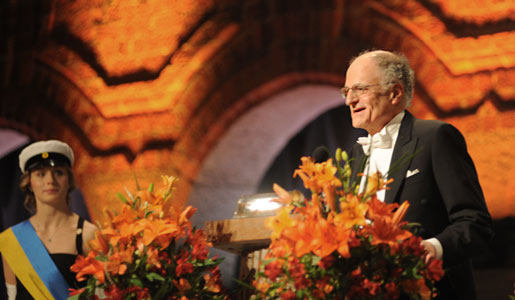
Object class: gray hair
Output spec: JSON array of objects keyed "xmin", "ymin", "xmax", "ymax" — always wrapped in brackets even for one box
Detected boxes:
[{"xmin": 351, "ymin": 50, "xmax": 415, "ymax": 107}]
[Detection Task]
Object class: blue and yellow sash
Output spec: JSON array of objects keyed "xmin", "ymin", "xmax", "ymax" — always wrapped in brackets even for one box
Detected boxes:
[{"xmin": 0, "ymin": 220, "xmax": 70, "ymax": 300}]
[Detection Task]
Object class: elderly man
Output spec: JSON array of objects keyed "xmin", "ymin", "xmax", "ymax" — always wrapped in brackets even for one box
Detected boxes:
[{"xmin": 344, "ymin": 50, "xmax": 493, "ymax": 299}]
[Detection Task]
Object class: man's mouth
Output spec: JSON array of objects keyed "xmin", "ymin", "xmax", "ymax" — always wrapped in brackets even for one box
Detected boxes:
[{"xmin": 353, "ymin": 107, "xmax": 366, "ymax": 113}]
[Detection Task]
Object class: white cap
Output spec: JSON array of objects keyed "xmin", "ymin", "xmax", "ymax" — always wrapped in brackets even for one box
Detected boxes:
[{"xmin": 19, "ymin": 140, "xmax": 74, "ymax": 172}]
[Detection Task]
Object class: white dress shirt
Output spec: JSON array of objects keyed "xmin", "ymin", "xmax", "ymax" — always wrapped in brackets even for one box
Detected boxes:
[{"xmin": 359, "ymin": 111, "xmax": 404, "ymax": 201}]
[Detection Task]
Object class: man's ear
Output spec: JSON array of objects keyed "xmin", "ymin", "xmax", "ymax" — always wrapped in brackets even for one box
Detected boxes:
[{"xmin": 390, "ymin": 83, "xmax": 404, "ymax": 105}]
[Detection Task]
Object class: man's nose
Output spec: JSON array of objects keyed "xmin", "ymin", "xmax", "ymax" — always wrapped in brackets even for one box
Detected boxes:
[{"xmin": 345, "ymin": 94, "xmax": 358, "ymax": 106}]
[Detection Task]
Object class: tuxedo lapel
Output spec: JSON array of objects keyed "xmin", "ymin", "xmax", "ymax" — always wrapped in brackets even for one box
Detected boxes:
[
  {"xmin": 385, "ymin": 111, "xmax": 418, "ymax": 204},
  {"xmin": 349, "ymin": 145, "xmax": 367, "ymax": 188}
]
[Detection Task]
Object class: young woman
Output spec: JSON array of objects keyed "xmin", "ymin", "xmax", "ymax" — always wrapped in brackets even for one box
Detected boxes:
[{"xmin": 0, "ymin": 140, "xmax": 97, "ymax": 300}]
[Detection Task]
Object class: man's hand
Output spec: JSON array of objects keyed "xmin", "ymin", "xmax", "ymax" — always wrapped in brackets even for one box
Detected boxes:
[{"xmin": 421, "ymin": 239, "xmax": 437, "ymax": 263}]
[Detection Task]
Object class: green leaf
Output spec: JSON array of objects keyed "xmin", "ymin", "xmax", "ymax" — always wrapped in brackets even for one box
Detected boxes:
[
  {"xmin": 134, "ymin": 252, "xmax": 148, "ymax": 271},
  {"xmin": 130, "ymin": 275, "xmax": 143, "ymax": 287},
  {"xmin": 66, "ymin": 295, "xmax": 81, "ymax": 300},
  {"xmin": 133, "ymin": 173, "xmax": 142, "ymax": 191},
  {"xmin": 144, "ymin": 209, "xmax": 153, "ymax": 218},
  {"xmin": 86, "ymin": 277, "xmax": 98, "ymax": 293},
  {"xmin": 132, "ymin": 195, "xmax": 140, "ymax": 210},
  {"xmin": 148, "ymin": 182, "xmax": 154, "ymax": 192},
  {"xmin": 116, "ymin": 192, "xmax": 129, "ymax": 204},
  {"xmin": 95, "ymin": 255, "xmax": 109, "ymax": 262},
  {"xmin": 146, "ymin": 272, "xmax": 165, "ymax": 282},
  {"xmin": 153, "ymin": 283, "xmax": 173, "ymax": 300},
  {"xmin": 233, "ymin": 278, "xmax": 256, "ymax": 290},
  {"xmin": 194, "ymin": 258, "xmax": 222, "ymax": 267},
  {"xmin": 387, "ymin": 147, "xmax": 423, "ymax": 178}
]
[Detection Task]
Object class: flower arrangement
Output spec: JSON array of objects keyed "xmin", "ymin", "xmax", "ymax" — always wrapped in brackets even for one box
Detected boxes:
[
  {"xmin": 69, "ymin": 176, "xmax": 228, "ymax": 300},
  {"xmin": 252, "ymin": 150, "xmax": 444, "ymax": 300}
]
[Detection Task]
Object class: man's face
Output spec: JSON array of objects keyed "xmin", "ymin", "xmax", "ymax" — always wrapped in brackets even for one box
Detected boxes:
[{"xmin": 343, "ymin": 55, "xmax": 393, "ymax": 135}]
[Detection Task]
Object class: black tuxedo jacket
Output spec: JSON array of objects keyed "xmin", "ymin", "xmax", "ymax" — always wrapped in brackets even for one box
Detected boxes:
[{"xmin": 349, "ymin": 111, "xmax": 493, "ymax": 300}]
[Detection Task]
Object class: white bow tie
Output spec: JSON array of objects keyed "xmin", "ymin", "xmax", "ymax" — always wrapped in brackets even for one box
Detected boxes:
[{"xmin": 357, "ymin": 132, "xmax": 393, "ymax": 155}]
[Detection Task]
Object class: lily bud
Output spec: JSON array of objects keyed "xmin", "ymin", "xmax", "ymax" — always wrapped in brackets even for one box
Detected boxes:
[
  {"xmin": 335, "ymin": 148, "xmax": 342, "ymax": 162},
  {"xmin": 341, "ymin": 150, "xmax": 348, "ymax": 162}
]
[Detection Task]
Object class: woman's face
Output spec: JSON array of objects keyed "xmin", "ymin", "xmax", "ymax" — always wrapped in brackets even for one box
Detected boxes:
[{"xmin": 30, "ymin": 166, "xmax": 70, "ymax": 206}]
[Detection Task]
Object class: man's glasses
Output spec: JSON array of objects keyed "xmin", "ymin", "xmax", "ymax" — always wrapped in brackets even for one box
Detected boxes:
[{"xmin": 340, "ymin": 84, "xmax": 382, "ymax": 101}]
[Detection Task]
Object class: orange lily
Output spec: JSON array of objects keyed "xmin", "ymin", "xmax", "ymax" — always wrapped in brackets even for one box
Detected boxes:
[
  {"xmin": 268, "ymin": 238, "xmax": 293, "ymax": 257},
  {"xmin": 392, "ymin": 201, "xmax": 410, "ymax": 225},
  {"xmin": 293, "ymin": 157, "xmax": 341, "ymax": 194},
  {"xmin": 310, "ymin": 216, "xmax": 338, "ymax": 258},
  {"xmin": 364, "ymin": 172, "xmax": 392, "ymax": 196},
  {"xmin": 145, "ymin": 247, "xmax": 162, "ymax": 269},
  {"xmin": 368, "ymin": 217, "xmax": 412, "ymax": 250},
  {"xmin": 71, "ymin": 251, "xmax": 106, "ymax": 284},
  {"xmin": 110, "ymin": 205, "xmax": 138, "ymax": 227},
  {"xmin": 324, "ymin": 185, "xmax": 337, "ymax": 212},
  {"xmin": 204, "ymin": 273, "xmax": 221, "ymax": 293},
  {"xmin": 89, "ymin": 230, "xmax": 109, "ymax": 254},
  {"xmin": 292, "ymin": 217, "xmax": 316, "ymax": 257},
  {"xmin": 173, "ymin": 278, "xmax": 192, "ymax": 293},
  {"xmin": 335, "ymin": 228, "xmax": 351, "ymax": 258},
  {"xmin": 367, "ymin": 198, "xmax": 411, "ymax": 250},
  {"xmin": 272, "ymin": 183, "xmax": 293, "ymax": 205},
  {"xmin": 141, "ymin": 218, "xmax": 180, "ymax": 248},
  {"xmin": 106, "ymin": 251, "xmax": 128, "ymax": 276},
  {"xmin": 109, "ymin": 221, "xmax": 145, "ymax": 247},
  {"xmin": 178, "ymin": 206, "xmax": 197, "ymax": 226},
  {"xmin": 367, "ymin": 198, "xmax": 397, "ymax": 222},
  {"xmin": 401, "ymin": 278, "xmax": 431, "ymax": 300},
  {"xmin": 160, "ymin": 175, "xmax": 180, "ymax": 217}
]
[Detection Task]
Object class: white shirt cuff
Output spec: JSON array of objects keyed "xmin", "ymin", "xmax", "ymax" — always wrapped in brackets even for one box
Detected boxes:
[
  {"xmin": 6, "ymin": 283, "xmax": 16, "ymax": 300},
  {"xmin": 426, "ymin": 237, "xmax": 443, "ymax": 260}
]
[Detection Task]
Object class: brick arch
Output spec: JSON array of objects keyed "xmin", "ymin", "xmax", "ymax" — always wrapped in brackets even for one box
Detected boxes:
[
  {"xmin": 188, "ymin": 83, "xmax": 345, "ymax": 223},
  {"xmin": 169, "ymin": 1, "xmax": 515, "ymax": 219},
  {"xmin": 1, "ymin": 0, "xmax": 514, "ymax": 220},
  {"xmin": 0, "ymin": 86, "xmax": 77, "ymax": 143}
]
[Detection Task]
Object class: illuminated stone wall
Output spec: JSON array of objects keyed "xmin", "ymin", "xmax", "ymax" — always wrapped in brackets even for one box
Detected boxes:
[{"xmin": 1, "ymin": 0, "xmax": 513, "ymax": 221}]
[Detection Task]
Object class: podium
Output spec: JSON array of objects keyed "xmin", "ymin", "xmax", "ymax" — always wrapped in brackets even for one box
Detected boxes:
[{"xmin": 204, "ymin": 217, "xmax": 271, "ymax": 299}]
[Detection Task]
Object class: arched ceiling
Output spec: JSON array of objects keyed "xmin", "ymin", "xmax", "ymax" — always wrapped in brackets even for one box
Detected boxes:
[
  {"xmin": 1, "ymin": 0, "xmax": 514, "ymax": 220},
  {"xmin": 189, "ymin": 85, "xmax": 345, "ymax": 225}
]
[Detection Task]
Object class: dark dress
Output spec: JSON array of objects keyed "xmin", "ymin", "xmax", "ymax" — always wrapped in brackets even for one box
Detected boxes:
[{"xmin": 15, "ymin": 217, "xmax": 86, "ymax": 300}]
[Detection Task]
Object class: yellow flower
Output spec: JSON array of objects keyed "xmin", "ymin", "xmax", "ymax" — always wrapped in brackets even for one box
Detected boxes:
[
  {"xmin": 265, "ymin": 206, "xmax": 296, "ymax": 240},
  {"xmin": 334, "ymin": 195, "xmax": 368, "ymax": 229},
  {"xmin": 364, "ymin": 172, "xmax": 393, "ymax": 197}
]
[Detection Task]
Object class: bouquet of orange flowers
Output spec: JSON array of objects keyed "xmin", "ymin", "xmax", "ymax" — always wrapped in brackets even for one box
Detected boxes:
[
  {"xmin": 252, "ymin": 149, "xmax": 444, "ymax": 300},
  {"xmin": 69, "ymin": 176, "xmax": 228, "ymax": 300}
]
